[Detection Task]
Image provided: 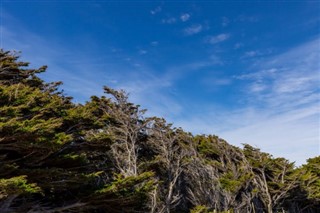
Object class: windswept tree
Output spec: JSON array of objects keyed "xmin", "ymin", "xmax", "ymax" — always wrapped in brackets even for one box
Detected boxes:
[
  {"xmin": 243, "ymin": 144, "xmax": 300, "ymax": 213},
  {"xmin": 0, "ymin": 49, "xmax": 319, "ymax": 212},
  {"xmin": 0, "ymin": 50, "xmax": 154, "ymax": 212},
  {"xmin": 293, "ymin": 156, "xmax": 320, "ymax": 212},
  {"xmin": 103, "ymin": 86, "xmax": 151, "ymax": 177},
  {"xmin": 146, "ymin": 118, "xmax": 190, "ymax": 213}
]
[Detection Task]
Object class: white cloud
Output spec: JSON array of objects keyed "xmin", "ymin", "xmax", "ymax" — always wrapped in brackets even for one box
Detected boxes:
[
  {"xmin": 184, "ymin": 24, "xmax": 203, "ymax": 35},
  {"xmin": 234, "ymin": 68, "xmax": 278, "ymax": 80},
  {"xmin": 162, "ymin": 17, "xmax": 177, "ymax": 24},
  {"xmin": 234, "ymin": 42, "xmax": 243, "ymax": 49},
  {"xmin": 174, "ymin": 38, "xmax": 320, "ymax": 166},
  {"xmin": 220, "ymin": 105, "xmax": 319, "ymax": 166},
  {"xmin": 221, "ymin": 106, "xmax": 319, "ymax": 164},
  {"xmin": 205, "ymin": 78, "xmax": 232, "ymax": 87},
  {"xmin": 180, "ymin": 13, "xmax": 190, "ymax": 22},
  {"xmin": 238, "ymin": 39, "xmax": 319, "ymax": 101},
  {"xmin": 150, "ymin": 6, "xmax": 162, "ymax": 15},
  {"xmin": 242, "ymin": 49, "xmax": 273, "ymax": 58},
  {"xmin": 174, "ymin": 100, "xmax": 319, "ymax": 166},
  {"xmin": 230, "ymin": 39, "xmax": 319, "ymax": 165},
  {"xmin": 209, "ymin": 55, "xmax": 224, "ymax": 65},
  {"xmin": 244, "ymin": 51, "xmax": 259, "ymax": 57},
  {"xmin": 221, "ymin": 16, "xmax": 230, "ymax": 27},
  {"xmin": 138, "ymin": 49, "xmax": 148, "ymax": 55},
  {"xmin": 237, "ymin": 15, "xmax": 259, "ymax": 23},
  {"xmin": 151, "ymin": 41, "xmax": 159, "ymax": 46},
  {"xmin": 207, "ymin": 33, "xmax": 230, "ymax": 44},
  {"xmin": 249, "ymin": 81, "xmax": 267, "ymax": 92}
]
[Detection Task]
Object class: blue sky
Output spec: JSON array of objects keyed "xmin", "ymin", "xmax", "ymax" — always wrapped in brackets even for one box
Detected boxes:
[{"xmin": 1, "ymin": 0, "xmax": 319, "ymax": 166}]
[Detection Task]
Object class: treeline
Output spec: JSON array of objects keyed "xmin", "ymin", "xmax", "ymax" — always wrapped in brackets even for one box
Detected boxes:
[{"xmin": 0, "ymin": 49, "xmax": 319, "ymax": 212}]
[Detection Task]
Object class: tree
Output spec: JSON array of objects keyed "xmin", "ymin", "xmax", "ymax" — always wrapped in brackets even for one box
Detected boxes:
[
  {"xmin": 103, "ymin": 86, "xmax": 151, "ymax": 177},
  {"xmin": 146, "ymin": 118, "xmax": 189, "ymax": 213},
  {"xmin": 243, "ymin": 144, "xmax": 300, "ymax": 213},
  {"xmin": 0, "ymin": 50, "xmax": 154, "ymax": 212},
  {"xmin": 1, "ymin": 49, "xmax": 318, "ymax": 212},
  {"xmin": 294, "ymin": 156, "xmax": 320, "ymax": 211}
]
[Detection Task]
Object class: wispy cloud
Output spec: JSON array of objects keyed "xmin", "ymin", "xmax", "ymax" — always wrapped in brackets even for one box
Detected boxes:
[
  {"xmin": 138, "ymin": 49, "xmax": 148, "ymax": 55},
  {"xmin": 183, "ymin": 24, "xmax": 203, "ymax": 35},
  {"xmin": 209, "ymin": 55, "xmax": 224, "ymax": 65},
  {"xmin": 207, "ymin": 33, "xmax": 230, "ymax": 44},
  {"xmin": 1, "ymin": 10, "xmax": 204, "ymax": 119},
  {"xmin": 150, "ymin": 6, "xmax": 162, "ymax": 15},
  {"xmin": 150, "ymin": 41, "xmax": 159, "ymax": 46},
  {"xmin": 244, "ymin": 51, "xmax": 259, "ymax": 57},
  {"xmin": 175, "ymin": 101, "xmax": 319, "ymax": 167},
  {"xmin": 236, "ymin": 14, "xmax": 259, "ymax": 23},
  {"xmin": 173, "ymin": 38, "xmax": 320, "ymax": 166},
  {"xmin": 220, "ymin": 105, "xmax": 319, "ymax": 166},
  {"xmin": 118, "ymin": 60, "xmax": 228, "ymax": 120},
  {"xmin": 162, "ymin": 17, "xmax": 177, "ymax": 24},
  {"xmin": 230, "ymin": 39, "xmax": 319, "ymax": 164},
  {"xmin": 114, "ymin": 77, "xmax": 182, "ymax": 119},
  {"xmin": 234, "ymin": 42, "xmax": 244, "ymax": 49},
  {"xmin": 180, "ymin": 13, "xmax": 191, "ymax": 22},
  {"xmin": 234, "ymin": 68, "xmax": 277, "ymax": 81},
  {"xmin": 237, "ymin": 39, "xmax": 319, "ymax": 101},
  {"xmin": 242, "ymin": 49, "xmax": 273, "ymax": 58},
  {"xmin": 221, "ymin": 16, "xmax": 230, "ymax": 27},
  {"xmin": 2, "ymin": 16, "xmax": 139, "ymax": 103}
]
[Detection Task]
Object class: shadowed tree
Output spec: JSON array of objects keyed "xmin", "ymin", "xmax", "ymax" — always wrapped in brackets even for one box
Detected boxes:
[{"xmin": 146, "ymin": 118, "xmax": 190, "ymax": 213}]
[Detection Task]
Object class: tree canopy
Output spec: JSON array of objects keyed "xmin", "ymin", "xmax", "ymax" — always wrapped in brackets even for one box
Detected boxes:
[{"xmin": 0, "ymin": 49, "xmax": 319, "ymax": 212}]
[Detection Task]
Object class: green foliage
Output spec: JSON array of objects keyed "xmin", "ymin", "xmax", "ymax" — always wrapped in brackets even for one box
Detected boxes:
[
  {"xmin": 195, "ymin": 135, "xmax": 220, "ymax": 159},
  {"xmin": 219, "ymin": 172, "xmax": 245, "ymax": 193},
  {"xmin": 98, "ymin": 172, "xmax": 155, "ymax": 196},
  {"xmin": 299, "ymin": 156, "xmax": 320, "ymax": 201},
  {"xmin": 190, "ymin": 206, "xmax": 234, "ymax": 213},
  {"xmin": 0, "ymin": 176, "xmax": 41, "ymax": 199},
  {"xmin": 0, "ymin": 49, "xmax": 318, "ymax": 212},
  {"xmin": 190, "ymin": 205, "xmax": 213, "ymax": 213}
]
